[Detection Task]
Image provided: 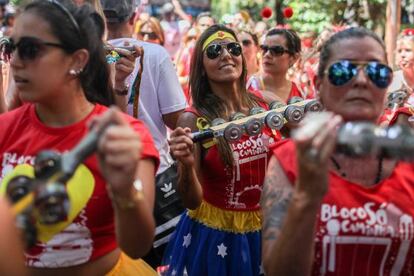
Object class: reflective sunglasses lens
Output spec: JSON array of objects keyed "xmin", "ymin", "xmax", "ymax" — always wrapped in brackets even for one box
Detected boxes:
[
  {"xmin": 206, "ymin": 44, "xmax": 221, "ymax": 59},
  {"xmin": 228, "ymin": 43, "xmax": 242, "ymax": 56},
  {"xmin": 328, "ymin": 61, "xmax": 356, "ymax": 86},
  {"xmin": 365, "ymin": 62, "xmax": 392, "ymax": 89}
]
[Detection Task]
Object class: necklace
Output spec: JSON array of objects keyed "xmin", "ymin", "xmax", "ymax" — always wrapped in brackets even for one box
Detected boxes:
[{"xmin": 330, "ymin": 156, "xmax": 383, "ymax": 184}]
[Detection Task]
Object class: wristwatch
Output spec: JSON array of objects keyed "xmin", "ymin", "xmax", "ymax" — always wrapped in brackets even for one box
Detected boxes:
[{"xmin": 109, "ymin": 179, "xmax": 144, "ymax": 210}]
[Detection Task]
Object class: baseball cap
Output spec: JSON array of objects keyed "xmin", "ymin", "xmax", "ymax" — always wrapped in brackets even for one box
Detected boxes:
[{"xmin": 100, "ymin": 0, "xmax": 137, "ymax": 23}]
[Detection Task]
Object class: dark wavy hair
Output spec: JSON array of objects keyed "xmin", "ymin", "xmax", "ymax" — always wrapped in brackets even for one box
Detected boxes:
[
  {"xmin": 24, "ymin": 0, "xmax": 114, "ymax": 106},
  {"xmin": 189, "ymin": 24, "xmax": 264, "ymax": 166},
  {"xmin": 266, "ymin": 28, "xmax": 301, "ymax": 55}
]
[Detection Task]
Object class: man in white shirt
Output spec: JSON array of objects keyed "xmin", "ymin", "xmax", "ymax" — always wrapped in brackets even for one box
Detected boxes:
[{"xmin": 101, "ymin": 0, "xmax": 187, "ymax": 268}]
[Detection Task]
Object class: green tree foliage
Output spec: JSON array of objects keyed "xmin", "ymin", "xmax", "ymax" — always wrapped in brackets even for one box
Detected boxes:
[
  {"xmin": 211, "ymin": 0, "xmax": 388, "ymax": 35},
  {"xmin": 288, "ymin": 0, "xmax": 387, "ymax": 34},
  {"xmin": 10, "ymin": 0, "xmax": 22, "ymax": 6}
]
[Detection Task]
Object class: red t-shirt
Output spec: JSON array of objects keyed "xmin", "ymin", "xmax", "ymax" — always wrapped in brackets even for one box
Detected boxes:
[
  {"xmin": 187, "ymin": 98, "xmax": 281, "ymax": 211},
  {"xmin": 289, "ymin": 82, "xmax": 308, "ymax": 100},
  {"xmin": 0, "ymin": 104, "xmax": 159, "ymax": 268},
  {"xmin": 272, "ymin": 140, "xmax": 414, "ymax": 275},
  {"xmin": 247, "ymin": 76, "xmax": 313, "ymax": 103}
]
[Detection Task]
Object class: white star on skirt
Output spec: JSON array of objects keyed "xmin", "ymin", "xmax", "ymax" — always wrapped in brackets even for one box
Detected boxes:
[
  {"xmin": 259, "ymin": 264, "xmax": 264, "ymax": 274},
  {"xmin": 217, "ymin": 243, "xmax": 227, "ymax": 258},
  {"xmin": 182, "ymin": 233, "xmax": 192, "ymax": 248}
]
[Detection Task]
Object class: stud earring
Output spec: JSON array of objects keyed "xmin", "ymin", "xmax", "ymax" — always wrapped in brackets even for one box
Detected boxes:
[{"xmin": 69, "ymin": 68, "xmax": 83, "ymax": 76}]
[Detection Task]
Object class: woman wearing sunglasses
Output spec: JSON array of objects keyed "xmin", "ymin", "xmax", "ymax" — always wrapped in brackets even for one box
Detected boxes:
[
  {"xmin": 163, "ymin": 24, "xmax": 280, "ymax": 275},
  {"xmin": 248, "ymin": 28, "xmax": 306, "ymax": 103},
  {"xmin": 0, "ymin": 0, "xmax": 107, "ymax": 114},
  {"xmin": 259, "ymin": 27, "xmax": 414, "ymax": 275},
  {"xmin": 134, "ymin": 17, "xmax": 164, "ymax": 46},
  {"xmin": 0, "ymin": 1, "xmax": 160, "ymax": 275}
]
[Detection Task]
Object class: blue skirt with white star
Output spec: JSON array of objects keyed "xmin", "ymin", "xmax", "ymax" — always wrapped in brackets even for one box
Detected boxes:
[{"xmin": 162, "ymin": 201, "xmax": 264, "ymax": 276}]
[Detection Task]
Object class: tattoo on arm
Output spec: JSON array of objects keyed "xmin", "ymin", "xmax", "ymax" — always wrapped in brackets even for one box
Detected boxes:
[{"xmin": 261, "ymin": 157, "xmax": 293, "ymax": 244}]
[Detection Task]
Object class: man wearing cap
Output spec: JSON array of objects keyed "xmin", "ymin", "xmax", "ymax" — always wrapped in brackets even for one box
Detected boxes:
[{"xmin": 100, "ymin": 0, "xmax": 187, "ymax": 270}]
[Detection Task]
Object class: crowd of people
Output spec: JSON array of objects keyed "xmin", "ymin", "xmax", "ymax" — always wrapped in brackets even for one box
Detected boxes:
[{"xmin": 0, "ymin": 0, "xmax": 414, "ymax": 275}]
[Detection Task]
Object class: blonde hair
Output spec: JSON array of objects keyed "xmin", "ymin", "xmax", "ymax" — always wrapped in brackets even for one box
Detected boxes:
[{"xmin": 134, "ymin": 17, "xmax": 165, "ymax": 45}]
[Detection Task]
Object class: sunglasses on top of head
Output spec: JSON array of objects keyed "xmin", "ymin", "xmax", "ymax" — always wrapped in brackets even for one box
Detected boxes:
[
  {"xmin": 205, "ymin": 42, "xmax": 242, "ymax": 59},
  {"xmin": 0, "ymin": 37, "xmax": 67, "ymax": 61},
  {"xmin": 260, "ymin": 45, "xmax": 291, "ymax": 56},
  {"xmin": 326, "ymin": 60, "xmax": 393, "ymax": 89}
]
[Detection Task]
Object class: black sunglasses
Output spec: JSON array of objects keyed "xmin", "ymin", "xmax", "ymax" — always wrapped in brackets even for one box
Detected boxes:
[
  {"xmin": 326, "ymin": 60, "xmax": 393, "ymax": 89},
  {"xmin": 139, "ymin": 31, "xmax": 159, "ymax": 40},
  {"xmin": 205, "ymin": 42, "xmax": 242, "ymax": 59},
  {"xmin": 260, "ymin": 45, "xmax": 290, "ymax": 56},
  {"xmin": 0, "ymin": 37, "xmax": 66, "ymax": 61}
]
